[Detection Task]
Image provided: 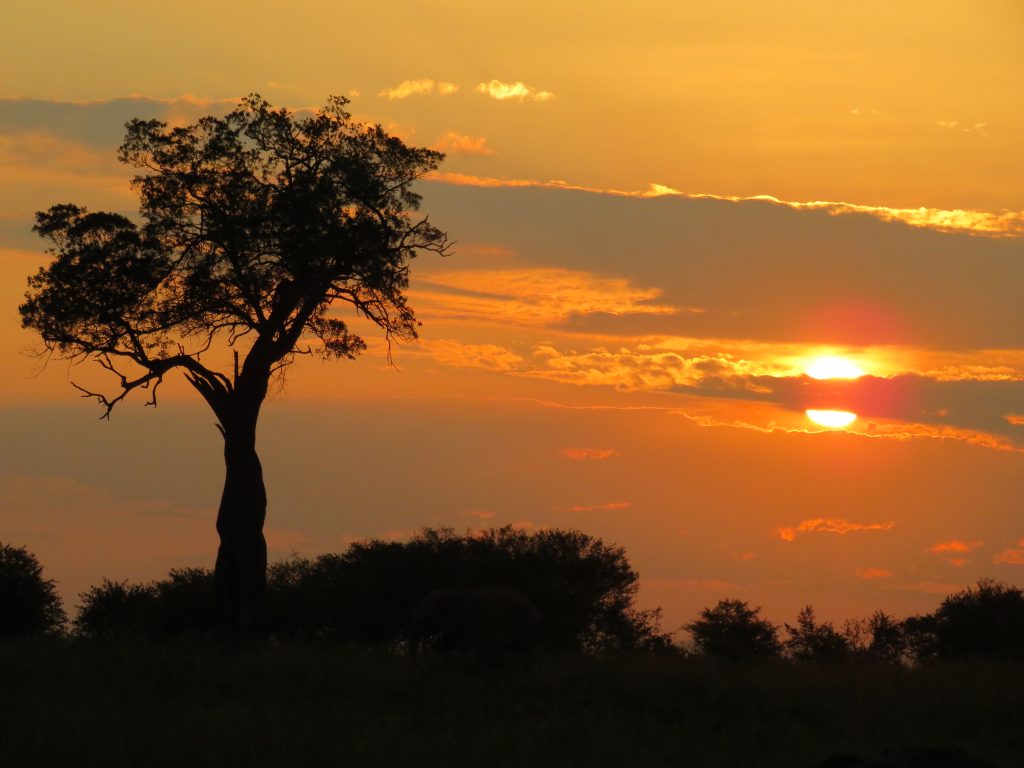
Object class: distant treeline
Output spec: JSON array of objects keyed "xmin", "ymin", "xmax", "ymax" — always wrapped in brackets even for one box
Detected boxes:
[{"xmin": 3, "ymin": 530, "xmax": 1024, "ymax": 663}]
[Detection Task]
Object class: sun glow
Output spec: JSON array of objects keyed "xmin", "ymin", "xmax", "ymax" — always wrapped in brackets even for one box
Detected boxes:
[
  {"xmin": 805, "ymin": 356, "xmax": 865, "ymax": 380},
  {"xmin": 806, "ymin": 409, "xmax": 858, "ymax": 428}
]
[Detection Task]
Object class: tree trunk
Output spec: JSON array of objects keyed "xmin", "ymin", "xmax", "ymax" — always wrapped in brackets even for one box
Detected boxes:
[{"xmin": 214, "ymin": 406, "xmax": 268, "ymax": 637}]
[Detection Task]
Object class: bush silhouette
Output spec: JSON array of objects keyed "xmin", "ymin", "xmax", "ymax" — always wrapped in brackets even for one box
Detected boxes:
[
  {"xmin": 273, "ymin": 526, "xmax": 667, "ymax": 652},
  {"xmin": 76, "ymin": 569, "xmax": 215, "ymax": 639},
  {"xmin": 904, "ymin": 578, "xmax": 1024, "ymax": 662},
  {"xmin": 0, "ymin": 542, "xmax": 66, "ymax": 636},
  {"xmin": 686, "ymin": 599, "xmax": 781, "ymax": 660},
  {"xmin": 73, "ymin": 527, "xmax": 667, "ymax": 651}
]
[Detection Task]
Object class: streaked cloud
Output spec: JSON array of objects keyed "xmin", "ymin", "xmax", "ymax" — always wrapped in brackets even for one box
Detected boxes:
[
  {"xmin": 413, "ymin": 268, "xmax": 676, "ymax": 326},
  {"xmin": 432, "ymin": 131, "xmax": 494, "ymax": 156},
  {"xmin": 474, "ymin": 80, "xmax": 555, "ymax": 102},
  {"xmin": 560, "ymin": 448, "xmax": 616, "ymax": 460},
  {"xmin": 429, "ymin": 172, "xmax": 1024, "ymax": 237},
  {"xmin": 554, "ymin": 501, "xmax": 631, "ymax": 512},
  {"xmin": 776, "ymin": 518, "xmax": 895, "ymax": 542}
]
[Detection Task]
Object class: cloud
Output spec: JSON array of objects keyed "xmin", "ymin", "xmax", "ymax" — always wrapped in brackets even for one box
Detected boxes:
[
  {"xmin": 423, "ymin": 339, "xmax": 523, "ymax": 371},
  {"xmin": 474, "ymin": 80, "xmax": 555, "ymax": 102},
  {"xmin": 937, "ymin": 119, "xmax": 988, "ymax": 134},
  {"xmin": 428, "ymin": 172, "xmax": 1024, "ymax": 237},
  {"xmin": 379, "ymin": 79, "xmax": 435, "ymax": 100},
  {"xmin": 412, "ymin": 268, "xmax": 676, "ymax": 327},
  {"xmin": 994, "ymin": 538, "xmax": 1024, "ymax": 565},
  {"xmin": 856, "ymin": 567, "xmax": 893, "ymax": 580},
  {"xmin": 560, "ymin": 448, "xmax": 616, "ymax": 460},
  {"xmin": 467, "ymin": 510, "xmax": 495, "ymax": 520},
  {"xmin": 378, "ymin": 79, "xmax": 458, "ymax": 100},
  {"xmin": 432, "ymin": 131, "xmax": 494, "ymax": 156},
  {"xmin": 776, "ymin": 518, "xmax": 895, "ymax": 542},
  {"xmin": 554, "ymin": 501, "xmax": 631, "ymax": 512},
  {"xmin": 931, "ymin": 539, "xmax": 982, "ymax": 555}
]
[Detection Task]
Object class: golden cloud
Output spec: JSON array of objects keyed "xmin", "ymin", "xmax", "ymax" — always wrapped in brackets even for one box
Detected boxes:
[
  {"xmin": 776, "ymin": 518, "xmax": 895, "ymax": 542},
  {"xmin": 423, "ymin": 339, "xmax": 523, "ymax": 372},
  {"xmin": 432, "ymin": 131, "xmax": 494, "ymax": 156},
  {"xmin": 413, "ymin": 268, "xmax": 675, "ymax": 326},
  {"xmin": 474, "ymin": 80, "xmax": 555, "ymax": 102},
  {"xmin": 560, "ymin": 448, "xmax": 617, "ymax": 460},
  {"xmin": 378, "ymin": 79, "xmax": 444, "ymax": 100}
]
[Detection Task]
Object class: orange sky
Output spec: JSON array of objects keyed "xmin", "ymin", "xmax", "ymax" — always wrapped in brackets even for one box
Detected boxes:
[{"xmin": 2, "ymin": 1, "xmax": 1024, "ymax": 633}]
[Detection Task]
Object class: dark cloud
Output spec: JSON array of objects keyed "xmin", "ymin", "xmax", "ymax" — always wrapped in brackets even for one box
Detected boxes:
[{"xmin": 420, "ymin": 182, "xmax": 1024, "ymax": 350}]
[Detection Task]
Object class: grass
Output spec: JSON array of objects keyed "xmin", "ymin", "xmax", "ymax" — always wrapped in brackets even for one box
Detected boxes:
[{"xmin": 2, "ymin": 639, "xmax": 1022, "ymax": 767}]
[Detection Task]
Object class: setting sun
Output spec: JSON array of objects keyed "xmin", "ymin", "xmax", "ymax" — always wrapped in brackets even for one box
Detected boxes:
[{"xmin": 805, "ymin": 356, "xmax": 865, "ymax": 380}]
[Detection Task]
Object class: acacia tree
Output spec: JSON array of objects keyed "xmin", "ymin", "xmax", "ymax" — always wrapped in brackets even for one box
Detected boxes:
[{"xmin": 20, "ymin": 95, "xmax": 449, "ymax": 634}]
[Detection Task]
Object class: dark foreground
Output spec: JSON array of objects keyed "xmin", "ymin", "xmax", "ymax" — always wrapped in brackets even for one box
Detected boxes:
[{"xmin": 2, "ymin": 641, "xmax": 1021, "ymax": 767}]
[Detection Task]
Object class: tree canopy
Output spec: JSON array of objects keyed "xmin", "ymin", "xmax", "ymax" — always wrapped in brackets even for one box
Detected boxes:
[{"xmin": 21, "ymin": 94, "xmax": 448, "ymax": 418}]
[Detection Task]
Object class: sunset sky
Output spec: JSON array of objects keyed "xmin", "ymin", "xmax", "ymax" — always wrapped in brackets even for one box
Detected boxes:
[{"xmin": 3, "ymin": 1, "xmax": 1024, "ymax": 633}]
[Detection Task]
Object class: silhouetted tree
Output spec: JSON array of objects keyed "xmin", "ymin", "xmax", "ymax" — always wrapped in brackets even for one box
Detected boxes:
[
  {"xmin": 686, "ymin": 599, "xmax": 781, "ymax": 660},
  {"xmin": 785, "ymin": 605, "xmax": 853, "ymax": 662},
  {"xmin": 20, "ymin": 95, "xmax": 450, "ymax": 636},
  {"xmin": 0, "ymin": 542, "xmax": 66, "ymax": 636},
  {"xmin": 904, "ymin": 579, "xmax": 1024, "ymax": 662}
]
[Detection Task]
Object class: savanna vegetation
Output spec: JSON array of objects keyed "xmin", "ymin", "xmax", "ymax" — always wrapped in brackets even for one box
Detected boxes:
[{"xmin": 3, "ymin": 534, "xmax": 1023, "ymax": 767}]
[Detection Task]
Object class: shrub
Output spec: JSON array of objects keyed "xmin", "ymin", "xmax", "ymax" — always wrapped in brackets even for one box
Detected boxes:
[
  {"xmin": 75, "ymin": 569, "xmax": 214, "ymax": 639},
  {"xmin": 0, "ymin": 542, "xmax": 67, "ymax": 636}
]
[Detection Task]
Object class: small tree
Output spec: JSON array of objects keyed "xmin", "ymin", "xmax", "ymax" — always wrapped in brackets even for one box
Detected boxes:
[
  {"xmin": 686, "ymin": 598, "xmax": 781, "ymax": 660},
  {"xmin": 784, "ymin": 605, "xmax": 852, "ymax": 662},
  {"xmin": 0, "ymin": 542, "xmax": 67, "ymax": 636},
  {"xmin": 20, "ymin": 95, "xmax": 449, "ymax": 634}
]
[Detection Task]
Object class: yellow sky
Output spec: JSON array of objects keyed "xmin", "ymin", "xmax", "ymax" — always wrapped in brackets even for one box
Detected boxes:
[{"xmin": 3, "ymin": 1, "xmax": 1024, "ymax": 629}]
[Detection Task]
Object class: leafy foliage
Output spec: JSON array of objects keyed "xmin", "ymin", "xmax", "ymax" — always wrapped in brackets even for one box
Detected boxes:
[
  {"xmin": 686, "ymin": 599, "xmax": 782, "ymax": 660},
  {"xmin": 20, "ymin": 94, "xmax": 449, "ymax": 416},
  {"xmin": 0, "ymin": 542, "xmax": 67, "ymax": 636}
]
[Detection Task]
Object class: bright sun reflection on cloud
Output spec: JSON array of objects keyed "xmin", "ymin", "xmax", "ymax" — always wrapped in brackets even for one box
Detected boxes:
[{"xmin": 806, "ymin": 410, "xmax": 858, "ymax": 428}]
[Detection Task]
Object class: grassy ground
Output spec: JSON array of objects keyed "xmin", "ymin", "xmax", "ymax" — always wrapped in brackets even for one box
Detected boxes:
[{"xmin": 1, "ymin": 640, "xmax": 1021, "ymax": 767}]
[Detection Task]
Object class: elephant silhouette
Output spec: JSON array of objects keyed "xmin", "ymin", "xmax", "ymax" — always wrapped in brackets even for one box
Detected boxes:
[{"xmin": 409, "ymin": 587, "xmax": 541, "ymax": 660}]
